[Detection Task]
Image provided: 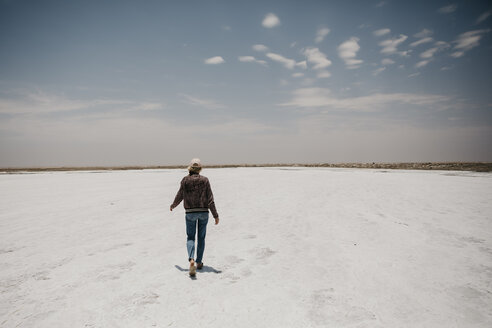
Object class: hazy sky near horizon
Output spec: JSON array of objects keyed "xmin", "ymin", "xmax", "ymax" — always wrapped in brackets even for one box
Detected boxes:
[{"xmin": 0, "ymin": 0, "xmax": 491, "ymax": 167}]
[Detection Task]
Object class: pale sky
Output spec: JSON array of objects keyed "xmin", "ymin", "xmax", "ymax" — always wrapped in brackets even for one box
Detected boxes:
[{"xmin": 1, "ymin": 0, "xmax": 491, "ymax": 167}]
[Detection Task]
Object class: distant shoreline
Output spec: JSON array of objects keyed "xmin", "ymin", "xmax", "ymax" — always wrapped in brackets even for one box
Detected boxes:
[{"xmin": 1, "ymin": 162, "xmax": 492, "ymax": 173}]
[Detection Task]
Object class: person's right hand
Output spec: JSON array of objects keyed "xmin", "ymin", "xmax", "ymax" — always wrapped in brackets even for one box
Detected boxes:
[{"xmin": 215, "ymin": 218, "xmax": 219, "ymax": 225}]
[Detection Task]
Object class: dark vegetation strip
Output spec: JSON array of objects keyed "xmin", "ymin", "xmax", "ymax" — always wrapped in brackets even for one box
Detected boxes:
[{"xmin": 1, "ymin": 162, "xmax": 491, "ymax": 173}]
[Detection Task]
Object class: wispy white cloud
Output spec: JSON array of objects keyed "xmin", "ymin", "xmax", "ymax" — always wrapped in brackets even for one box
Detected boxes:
[
  {"xmin": 410, "ymin": 37, "xmax": 433, "ymax": 47},
  {"xmin": 381, "ymin": 58, "xmax": 395, "ymax": 65},
  {"xmin": 0, "ymin": 90, "xmax": 161, "ymax": 115},
  {"xmin": 315, "ymin": 28, "xmax": 331, "ymax": 43},
  {"xmin": 204, "ymin": 56, "xmax": 225, "ymax": 64},
  {"xmin": 296, "ymin": 61, "xmax": 307, "ymax": 69},
  {"xmin": 337, "ymin": 37, "xmax": 363, "ymax": 69},
  {"xmin": 266, "ymin": 52, "xmax": 296, "ymax": 69},
  {"xmin": 435, "ymin": 41, "xmax": 450, "ymax": 48},
  {"xmin": 262, "ymin": 13, "xmax": 280, "ymax": 28},
  {"xmin": 181, "ymin": 94, "xmax": 225, "ymax": 109},
  {"xmin": 281, "ymin": 88, "xmax": 450, "ymax": 111},
  {"xmin": 303, "ymin": 47, "xmax": 332, "ymax": 70},
  {"xmin": 454, "ymin": 30, "xmax": 489, "ymax": 50},
  {"xmin": 373, "ymin": 28, "xmax": 391, "ymax": 37},
  {"xmin": 476, "ymin": 11, "xmax": 491, "ymax": 25},
  {"xmin": 450, "ymin": 52, "xmax": 464, "ymax": 58},
  {"xmin": 373, "ymin": 67, "xmax": 386, "ymax": 76},
  {"xmin": 414, "ymin": 29, "xmax": 433, "ymax": 39},
  {"xmin": 408, "ymin": 72, "xmax": 421, "ymax": 78},
  {"xmin": 450, "ymin": 29, "xmax": 490, "ymax": 58},
  {"xmin": 379, "ymin": 34, "xmax": 408, "ymax": 55},
  {"xmin": 252, "ymin": 44, "xmax": 269, "ymax": 52},
  {"xmin": 375, "ymin": 1, "xmax": 387, "ymax": 8},
  {"xmin": 420, "ymin": 47, "xmax": 439, "ymax": 59},
  {"xmin": 438, "ymin": 4, "xmax": 457, "ymax": 14},
  {"xmin": 238, "ymin": 56, "xmax": 267, "ymax": 66},
  {"xmin": 238, "ymin": 56, "xmax": 256, "ymax": 62},
  {"xmin": 399, "ymin": 50, "xmax": 412, "ymax": 57},
  {"xmin": 415, "ymin": 60, "xmax": 430, "ymax": 68},
  {"xmin": 415, "ymin": 42, "xmax": 449, "ymax": 68},
  {"xmin": 317, "ymin": 71, "xmax": 331, "ymax": 79},
  {"xmin": 292, "ymin": 72, "xmax": 304, "ymax": 78},
  {"xmin": 133, "ymin": 102, "xmax": 165, "ymax": 111}
]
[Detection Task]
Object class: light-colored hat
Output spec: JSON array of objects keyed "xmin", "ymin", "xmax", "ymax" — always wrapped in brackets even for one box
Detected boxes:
[{"xmin": 188, "ymin": 158, "xmax": 202, "ymax": 171}]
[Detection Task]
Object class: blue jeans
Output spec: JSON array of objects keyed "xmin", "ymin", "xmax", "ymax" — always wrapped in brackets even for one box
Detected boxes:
[{"xmin": 185, "ymin": 212, "xmax": 209, "ymax": 263}]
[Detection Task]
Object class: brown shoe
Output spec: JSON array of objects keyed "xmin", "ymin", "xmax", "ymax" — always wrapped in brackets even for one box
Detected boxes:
[
  {"xmin": 189, "ymin": 260, "xmax": 196, "ymax": 276},
  {"xmin": 197, "ymin": 262, "xmax": 203, "ymax": 270}
]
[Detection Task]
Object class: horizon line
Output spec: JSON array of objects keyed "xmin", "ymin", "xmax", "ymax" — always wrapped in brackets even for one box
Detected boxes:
[{"xmin": 1, "ymin": 162, "xmax": 492, "ymax": 172}]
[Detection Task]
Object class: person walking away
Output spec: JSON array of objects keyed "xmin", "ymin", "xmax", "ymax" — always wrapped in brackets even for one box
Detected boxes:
[{"xmin": 170, "ymin": 158, "xmax": 219, "ymax": 276}]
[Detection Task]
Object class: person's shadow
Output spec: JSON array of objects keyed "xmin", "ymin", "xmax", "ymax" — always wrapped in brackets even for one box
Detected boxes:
[{"xmin": 175, "ymin": 264, "xmax": 222, "ymax": 279}]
